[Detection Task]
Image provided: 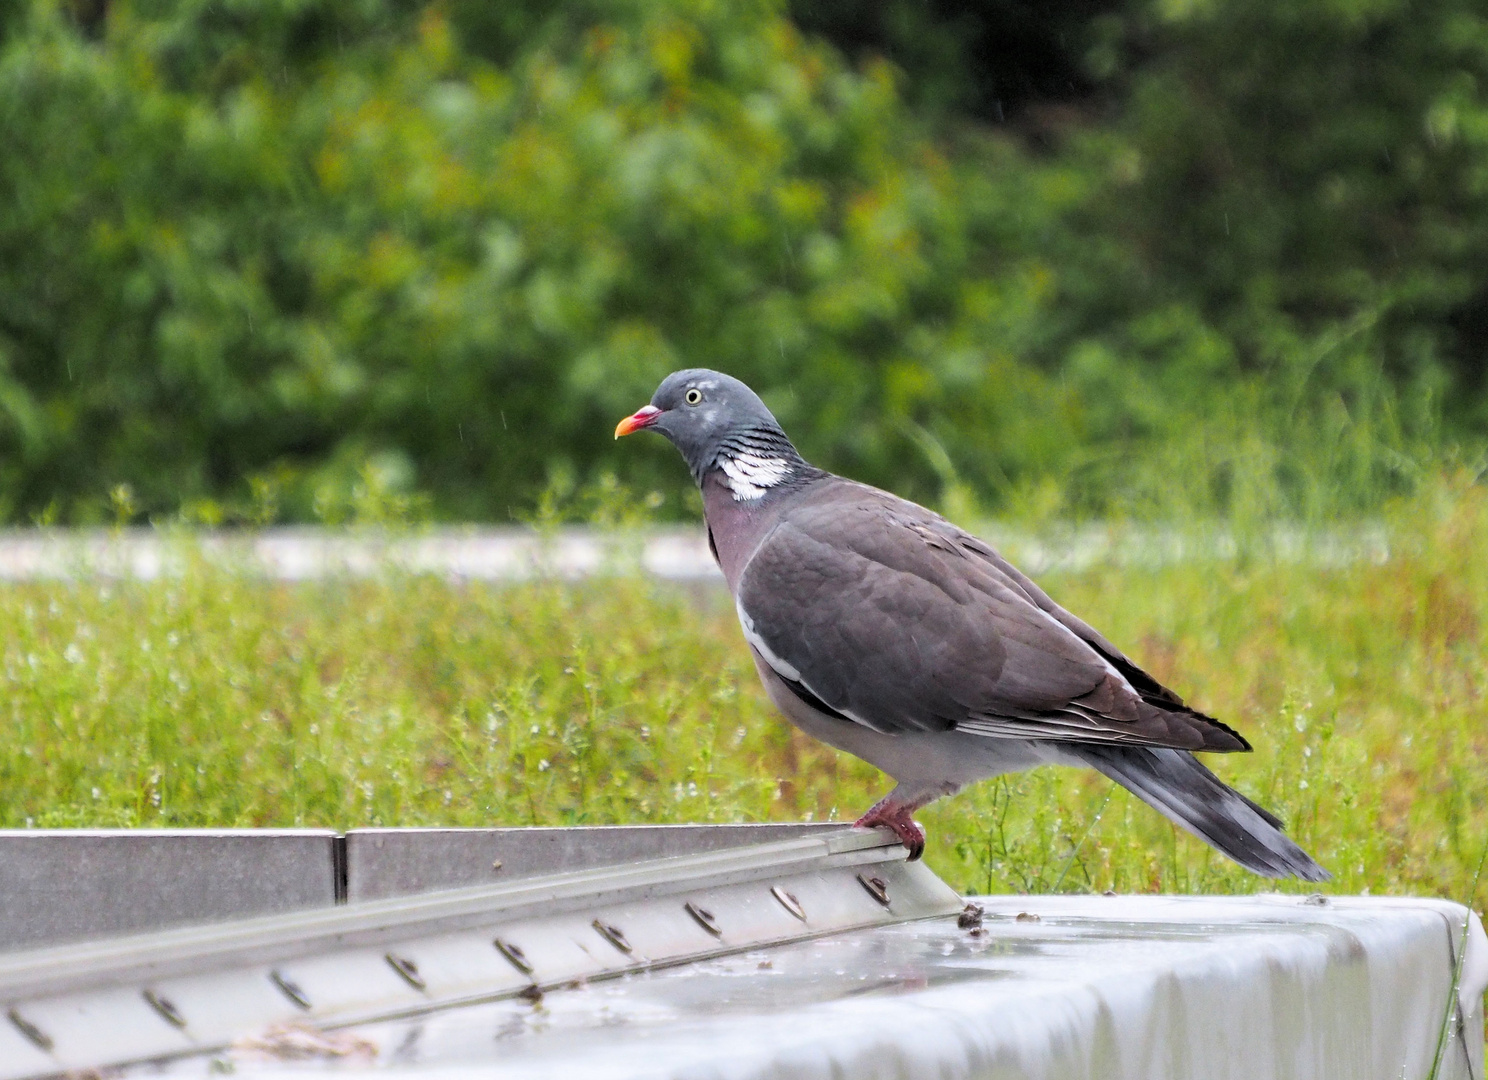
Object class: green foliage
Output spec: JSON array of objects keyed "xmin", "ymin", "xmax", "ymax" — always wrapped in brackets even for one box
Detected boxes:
[
  {"xmin": 1063, "ymin": 0, "xmax": 1488, "ymax": 433},
  {"xmin": 1, "ymin": 475, "xmax": 1486, "ymax": 902},
  {"xmin": 0, "ymin": 0, "xmax": 990, "ymax": 520},
  {"xmin": 0, "ymin": 551, "xmax": 862, "ymax": 830},
  {"xmin": 0, "ymin": 0, "xmax": 1484, "ymax": 523}
]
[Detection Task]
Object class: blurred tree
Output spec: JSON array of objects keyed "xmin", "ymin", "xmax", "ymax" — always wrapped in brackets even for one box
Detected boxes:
[
  {"xmin": 1089, "ymin": 0, "xmax": 1488, "ymax": 413},
  {"xmin": 0, "ymin": 0, "xmax": 1481, "ymax": 525},
  {"xmin": 797, "ymin": 0, "xmax": 1488, "ymax": 516},
  {"xmin": 788, "ymin": 0, "xmax": 1121, "ymax": 122},
  {"xmin": 796, "ymin": 0, "xmax": 1488, "ymax": 409}
]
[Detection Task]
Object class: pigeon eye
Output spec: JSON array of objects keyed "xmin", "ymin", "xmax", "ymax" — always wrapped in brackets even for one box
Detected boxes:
[{"xmin": 684, "ymin": 388, "xmax": 703, "ymax": 406}]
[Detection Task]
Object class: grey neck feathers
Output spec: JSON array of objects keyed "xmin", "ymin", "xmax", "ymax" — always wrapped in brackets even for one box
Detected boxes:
[{"xmin": 699, "ymin": 427, "xmax": 819, "ymax": 501}]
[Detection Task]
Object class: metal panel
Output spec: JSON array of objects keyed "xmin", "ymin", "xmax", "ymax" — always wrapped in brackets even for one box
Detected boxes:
[
  {"xmin": 485, "ymin": 915, "xmax": 628, "ymax": 985},
  {"xmin": 0, "ymin": 830, "xmax": 339, "ymax": 950},
  {"xmin": 2, "ymin": 827, "xmax": 1481, "ymax": 1080},
  {"xmin": 13, "ymin": 986, "xmax": 198, "ymax": 1072},
  {"xmin": 344, "ymin": 823, "xmax": 845, "ymax": 901},
  {"xmin": 0, "ymin": 828, "xmax": 955, "ymax": 1078},
  {"xmin": 265, "ymin": 947, "xmax": 432, "ymax": 1024},
  {"xmin": 129, "ymin": 893, "xmax": 1482, "ymax": 1080},
  {"xmin": 0, "ymin": 1016, "xmax": 53, "ymax": 1077},
  {"xmin": 145, "ymin": 963, "xmax": 318, "ymax": 1049}
]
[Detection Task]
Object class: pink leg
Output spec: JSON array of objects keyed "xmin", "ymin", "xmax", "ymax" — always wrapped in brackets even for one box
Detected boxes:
[{"xmin": 854, "ymin": 794, "xmax": 928, "ymax": 861}]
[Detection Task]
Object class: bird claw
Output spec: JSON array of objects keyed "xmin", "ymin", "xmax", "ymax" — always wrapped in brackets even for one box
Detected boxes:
[{"xmin": 855, "ymin": 800, "xmax": 926, "ymax": 861}]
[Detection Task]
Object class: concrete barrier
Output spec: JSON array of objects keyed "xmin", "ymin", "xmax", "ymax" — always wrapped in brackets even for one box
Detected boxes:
[
  {"xmin": 0, "ymin": 829, "xmax": 338, "ymax": 950},
  {"xmin": 343, "ymin": 823, "xmax": 845, "ymax": 901},
  {"xmin": 0, "ymin": 824, "xmax": 844, "ymax": 949}
]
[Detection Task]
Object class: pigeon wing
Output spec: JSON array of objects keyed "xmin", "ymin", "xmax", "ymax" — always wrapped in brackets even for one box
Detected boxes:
[{"xmin": 736, "ymin": 484, "xmax": 1245, "ymax": 751}]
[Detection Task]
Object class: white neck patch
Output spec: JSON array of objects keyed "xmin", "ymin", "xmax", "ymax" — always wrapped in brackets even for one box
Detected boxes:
[{"xmin": 718, "ymin": 451, "xmax": 793, "ymax": 501}]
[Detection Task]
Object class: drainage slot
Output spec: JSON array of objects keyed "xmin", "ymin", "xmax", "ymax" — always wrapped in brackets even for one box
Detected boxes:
[
  {"xmin": 270, "ymin": 969, "xmax": 312, "ymax": 1010},
  {"xmin": 7, "ymin": 1008, "xmax": 52, "ymax": 1052},
  {"xmin": 857, "ymin": 873, "xmax": 891, "ymax": 907},
  {"xmin": 143, "ymin": 989, "xmax": 187, "ymax": 1029},
  {"xmin": 494, "ymin": 937, "xmax": 534, "ymax": 974},
  {"xmin": 685, "ymin": 901, "xmax": 722, "ymax": 937},
  {"xmin": 592, "ymin": 919, "xmax": 633, "ymax": 955},
  {"xmin": 385, "ymin": 952, "xmax": 427, "ymax": 991},
  {"xmin": 771, "ymin": 886, "xmax": 807, "ymax": 921}
]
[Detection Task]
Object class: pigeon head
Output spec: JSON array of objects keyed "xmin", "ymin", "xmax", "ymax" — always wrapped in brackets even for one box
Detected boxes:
[{"xmin": 615, "ymin": 369, "xmax": 813, "ymax": 498}]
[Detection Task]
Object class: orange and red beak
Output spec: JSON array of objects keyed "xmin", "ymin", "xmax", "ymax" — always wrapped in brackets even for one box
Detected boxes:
[{"xmin": 614, "ymin": 404, "xmax": 662, "ymax": 439}]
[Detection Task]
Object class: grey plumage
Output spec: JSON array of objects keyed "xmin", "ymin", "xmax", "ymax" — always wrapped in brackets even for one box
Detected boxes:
[
  {"xmin": 1067, "ymin": 745, "xmax": 1321, "ymax": 880},
  {"xmin": 617, "ymin": 369, "xmax": 1328, "ymax": 881}
]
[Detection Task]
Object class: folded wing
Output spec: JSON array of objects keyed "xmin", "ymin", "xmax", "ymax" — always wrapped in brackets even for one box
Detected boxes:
[{"xmin": 735, "ymin": 482, "xmax": 1247, "ymax": 752}]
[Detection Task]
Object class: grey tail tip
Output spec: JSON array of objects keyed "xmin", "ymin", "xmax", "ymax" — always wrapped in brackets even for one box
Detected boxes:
[{"xmin": 1070, "ymin": 744, "xmax": 1331, "ymax": 882}]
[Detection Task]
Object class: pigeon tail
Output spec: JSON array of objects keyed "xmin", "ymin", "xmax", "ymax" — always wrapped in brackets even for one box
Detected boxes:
[{"xmin": 1067, "ymin": 745, "xmax": 1330, "ymax": 881}]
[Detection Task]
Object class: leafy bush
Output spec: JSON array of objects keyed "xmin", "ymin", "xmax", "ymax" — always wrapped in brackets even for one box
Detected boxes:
[{"xmin": 0, "ymin": 0, "xmax": 1483, "ymax": 524}]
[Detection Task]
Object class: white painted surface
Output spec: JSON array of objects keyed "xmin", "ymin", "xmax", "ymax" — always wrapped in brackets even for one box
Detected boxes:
[
  {"xmin": 0, "ymin": 523, "xmax": 1390, "ymax": 583},
  {"xmin": 0, "ymin": 528, "xmax": 721, "ymax": 582},
  {"xmin": 139, "ymin": 893, "xmax": 1483, "ymax": 1080}
]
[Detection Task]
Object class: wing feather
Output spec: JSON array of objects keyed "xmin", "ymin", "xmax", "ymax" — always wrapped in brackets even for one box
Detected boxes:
[{"xmin": 735, "ymin": 481, "xmax": 1246, "ymax": 752}]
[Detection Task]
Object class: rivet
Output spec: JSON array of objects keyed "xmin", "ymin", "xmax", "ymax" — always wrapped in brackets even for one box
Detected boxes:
[
  {"xmin": 143, "ymin": 989, "xmax": 187, "ymax": 1028},
  {"xmin": 685, "ymin": 900, "xmax": 722, "ymax": 937},
  {"xmin": 494, "ymin": 937, "xmax": 534, "ymax": 974},
  {"xmin": 771, "ymin": 885, "xmax": 807, "ymax": 921},
  {"xmin": 385, "ymin": 952, "xmax": 426, "ymax": 991},
  {"xmin": 857, "ymin": 873, "xmax": 891, "ymax": 907},
  {"xmin": 269, "ymin": 969, "xmax": 311, "ymax": 1010},
  {"xmin": 592, "ymin": 919, "xmax": 633, "ymax": 955},
  {"xmin": 6, "ymin": 1008, "xmax": 52, "ymax": 1052}
]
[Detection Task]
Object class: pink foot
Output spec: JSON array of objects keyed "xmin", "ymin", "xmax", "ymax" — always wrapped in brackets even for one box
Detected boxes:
[{"xmin": 855, "ymin": 797, "xmax": 927, "ymax": 861}]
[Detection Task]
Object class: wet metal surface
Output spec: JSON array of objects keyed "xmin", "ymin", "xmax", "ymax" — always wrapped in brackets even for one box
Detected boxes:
[
  {"xmin": 2, "ymin": 826, "xmax": 1481, "ymax": 1080},
  {"xmin": 0, "ymin": 829, "xmax": 956, "ymax": 1079},
  {"xmin": 125, "ymin": 894, "xmax": 1485, "ymax": 1080}
]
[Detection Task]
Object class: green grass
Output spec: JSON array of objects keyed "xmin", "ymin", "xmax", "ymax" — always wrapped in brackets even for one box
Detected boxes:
[{"xmin": 1, "ymin": 474, "xmax": 1485, "ymax": 905}]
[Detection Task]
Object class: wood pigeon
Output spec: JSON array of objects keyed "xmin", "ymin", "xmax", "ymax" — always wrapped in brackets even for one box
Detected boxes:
[{"xmin": 616, "ymin": 369, "xmax": 1327, "ymax": 880}]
